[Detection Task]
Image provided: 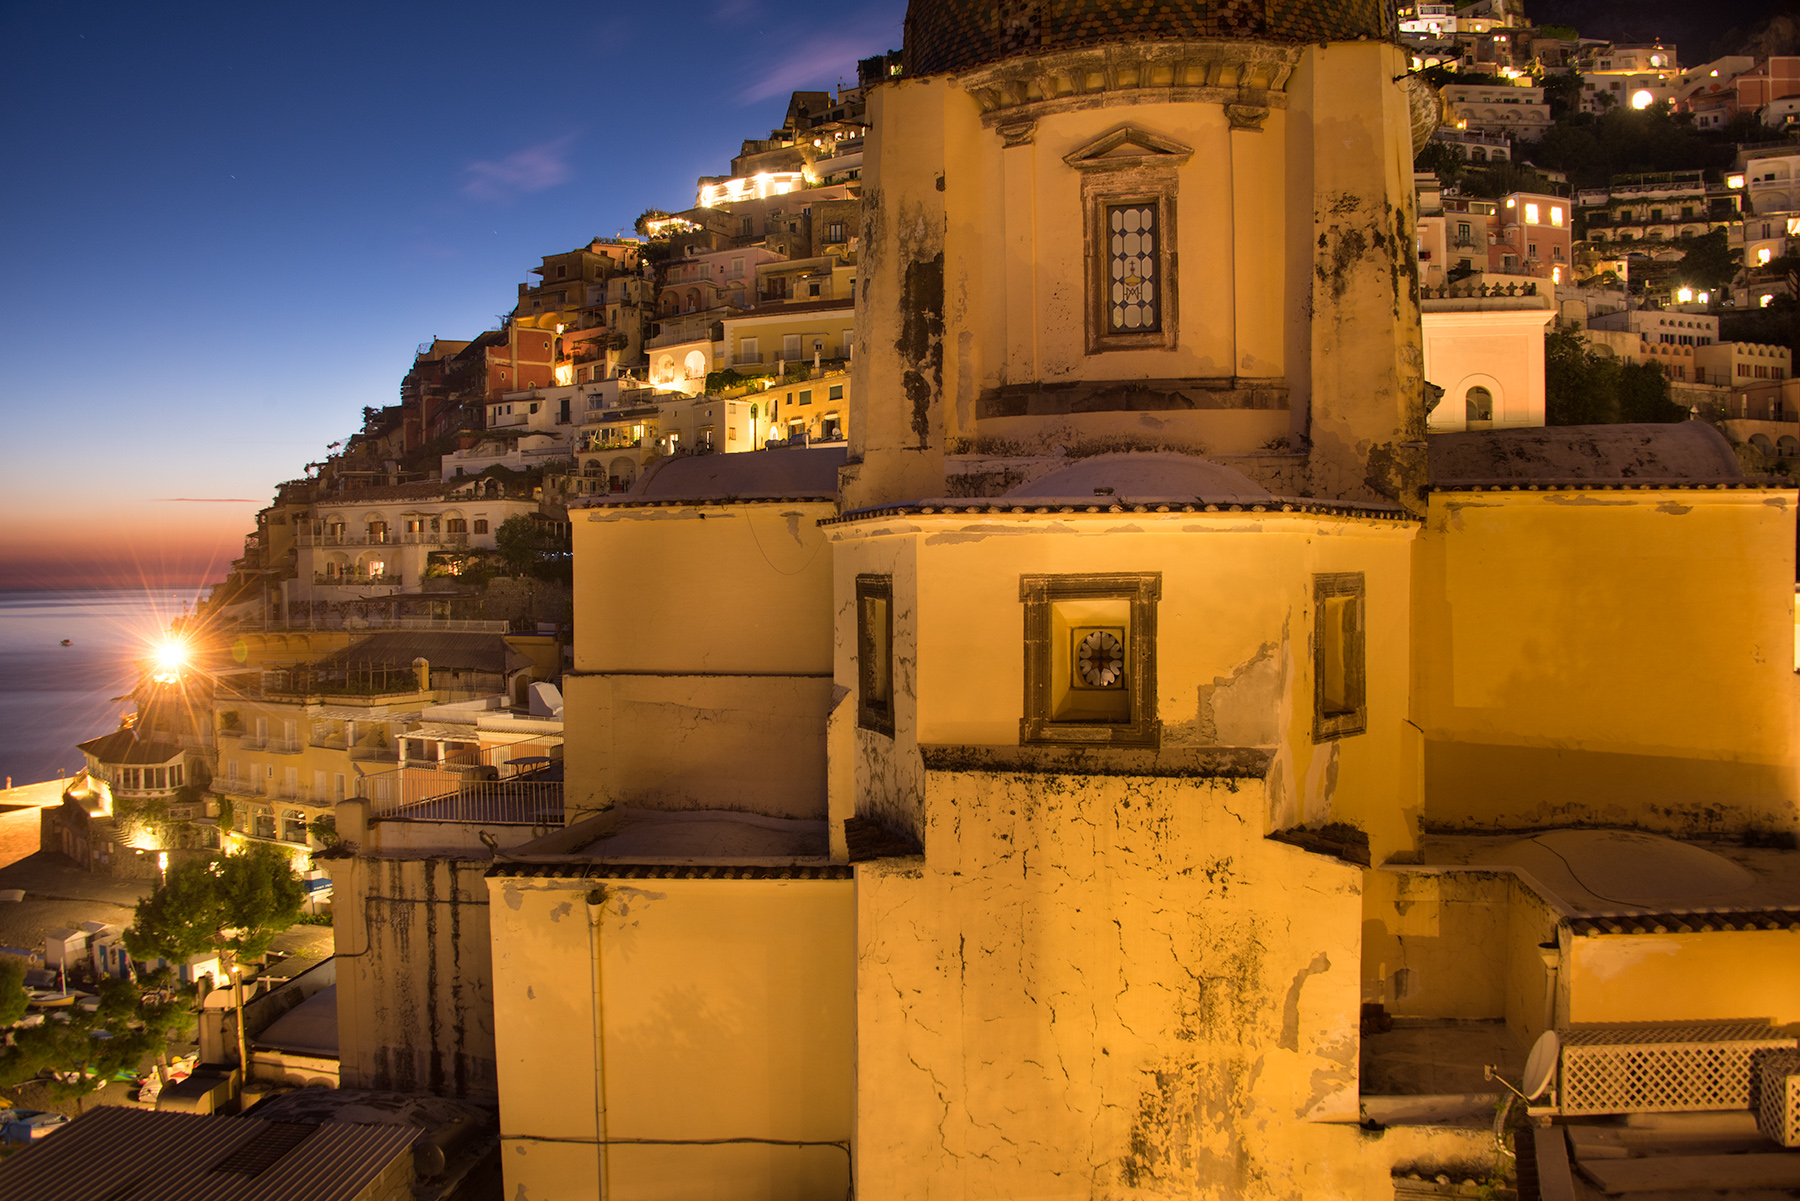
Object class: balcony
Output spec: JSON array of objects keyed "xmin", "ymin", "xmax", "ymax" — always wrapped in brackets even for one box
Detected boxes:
[
  {"xmin": 298, "ymin": 532, "xmax": 467, "ymax": 548},
  {"xmin": 312, "ymin": 572, "xmax": 401, "ymax": 587}
]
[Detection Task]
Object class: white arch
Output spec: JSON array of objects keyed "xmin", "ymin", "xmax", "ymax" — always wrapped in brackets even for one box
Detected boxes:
[{"xmin": 1430, "ymin": 372, "xmax": 1508, "ymax": 431}]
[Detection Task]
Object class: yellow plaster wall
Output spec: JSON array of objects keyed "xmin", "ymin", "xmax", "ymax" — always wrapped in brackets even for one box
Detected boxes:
[
  {"xmin": 854, "ymin": 770, "xmax": 1403, "ymax": 1199},
  {"xmin": 566, "ymin": 502, "xmax": 835, "ymax": 822},
  {"xmin": 326, "ymin": 847, "xmax": 497, "ymax": 1097},
  {"xmin": 572, "ymin": 504, "xmax": 833, "ymax": 676},
  {"xmin": 1360, "ymin": 870, "xmax": 1510, "ymax": 1020},
  {"xmin": 846, "ymin": 513, "xmax": 1421, "ymax": 861},
  {"xmin": 1415, "ymin": 490, "xmax": 1800, "ymax": 833},
  {"xmin": 487, "ymin": 874, "xmax": 854, "ymax": 1201},
  {"xmin": 1503, "ymin": 879, "xmax": 1564, "ymax": 1044},
  {"xmin": 562, "ymin": 672, "xmax": 831, "ymax": 821},
  {"xmin": 1567, "ymin": 929, "xmax": 1800, "ymax": 1026}
]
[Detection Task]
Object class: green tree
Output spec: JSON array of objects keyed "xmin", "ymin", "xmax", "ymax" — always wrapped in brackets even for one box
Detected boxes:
[
  {"xmin": 0, "ymin": 974, "xmax": 193, "ymax": 1106},
  {"xmin": 1546, "ymin": 324, "xmax": 1619, "ymax": 425},
  {"xmin": 493, "ymin": 514, "xmax": 544, "ymax": 576},
  {"xmin": 125, "ymin": 845, "xmax": 303, "ymax": 1076},
  {"xmin": 1672, "ymin": 228, "xmax": 1741, "ymax": 298},
  {"xmin": 1545, "ymin": 325, "xmax": 1687, "ymax": 426},
  {"xmin": 125, "ymin": 844, "xmax": 304, "ymax": 969},
  {"xmin": 1618, "ymin": 360, "xmax": 1687, "ymax": 423},
  {"xmin": 0, "ymin": 956, "xmax": 27, "ymax": 1027}
]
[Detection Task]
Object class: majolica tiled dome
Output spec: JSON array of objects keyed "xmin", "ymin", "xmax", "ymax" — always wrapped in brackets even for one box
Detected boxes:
[{"xmin": 903, "ymin": 0, "xmax": 1397, "ymax": 76}]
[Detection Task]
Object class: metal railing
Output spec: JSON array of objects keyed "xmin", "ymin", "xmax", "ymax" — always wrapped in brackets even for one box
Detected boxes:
[
  {"xmin": 221, "ymin": 616, "xmax": 510, "ymax": 634},
  {"xmin": 297, "ymin": 532, "xmax": 469, "ymax": 548},
  {"xmin": 312, "ymin": 573, "xmax": 400, "ymax": 586},
  {"xmin": 368, "ymin": 778, "xmax": 563, "ymax": 825}
]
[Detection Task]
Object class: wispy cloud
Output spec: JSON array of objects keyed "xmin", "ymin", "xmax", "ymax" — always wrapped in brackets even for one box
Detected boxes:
[
  {"xmin": 738, "ymin": 7, "xmax": 904, "ymax": 103},
  {"xmin": 462, "ymin": 135, "xmax": 577, "ymax": 203}
]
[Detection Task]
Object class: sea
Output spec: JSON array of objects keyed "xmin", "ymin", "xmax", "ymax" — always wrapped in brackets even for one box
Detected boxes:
[{"xmin": 0, "ymin": 587, "xmax": 210, "ymax": 789}]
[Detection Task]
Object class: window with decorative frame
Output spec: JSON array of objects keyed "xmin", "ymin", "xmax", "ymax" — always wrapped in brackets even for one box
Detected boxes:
[
  {"xmin": 1020, "ymin": 573, "xmax": 1160, "ymax": 747},
  {"xmin": 856, "ymin": 575, "xmax": 895, "ymax": 736},
  {"xmin": 1312, "ymin": 572, "xmax": 1367, "ymax": 741},
  {"xmin": 1063, "ymin": 126, "xmax": 1188, "ymax": 355}
]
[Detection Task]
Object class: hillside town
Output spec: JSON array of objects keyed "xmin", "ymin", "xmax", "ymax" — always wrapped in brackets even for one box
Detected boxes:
[{"xmin": 5, "ymin": 2, "xmax": 1800, "ymax": 1199}]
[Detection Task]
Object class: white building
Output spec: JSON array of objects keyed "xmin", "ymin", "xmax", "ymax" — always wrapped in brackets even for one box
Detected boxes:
[
  {"xmin": 1422, "ymin": 277, "xmax": 1556, "ymax": 431},
  {"xmin": 1442, "ymin": 84, "xmax": 1552, "ymax": 140}
]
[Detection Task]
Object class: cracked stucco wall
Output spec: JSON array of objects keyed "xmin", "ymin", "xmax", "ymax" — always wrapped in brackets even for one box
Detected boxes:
[
  {"xmin": 1414, "ymin": 489, "xmax": 1800, "ymax": 836},
  {"xmin": 853, "ymin": 768, "xmax": 1429, "ymax": 1200},
  {"xmin": 488, "ymin": 875, "xmax": 854, "ymax": 1201}
]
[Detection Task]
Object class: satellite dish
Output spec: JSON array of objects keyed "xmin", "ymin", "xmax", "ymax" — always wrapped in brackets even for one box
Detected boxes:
[{"xmin": 1522, "ymin": 1030, "xmax": 1560, "ymax": 1101}]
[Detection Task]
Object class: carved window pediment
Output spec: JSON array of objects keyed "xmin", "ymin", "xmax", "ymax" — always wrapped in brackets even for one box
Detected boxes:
[{"xmin": 1062, "ymin": 126, "xmax": 1194, "ymax": 172}]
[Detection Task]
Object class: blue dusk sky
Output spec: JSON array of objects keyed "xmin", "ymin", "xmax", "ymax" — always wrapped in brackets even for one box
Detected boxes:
[{"xmin": 0, "ymin": 0, "xmax": 906, "ymax": 589}]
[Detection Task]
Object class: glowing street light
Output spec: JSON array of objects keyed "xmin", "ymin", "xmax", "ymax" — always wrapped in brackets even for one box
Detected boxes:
[
  {"xmin": 1631, "ymin": 90, "xmax": 1654, "ymax": 110},
  {"xmin": 150, "ymin": 639, "xmax": 189, "ymax": 683}
]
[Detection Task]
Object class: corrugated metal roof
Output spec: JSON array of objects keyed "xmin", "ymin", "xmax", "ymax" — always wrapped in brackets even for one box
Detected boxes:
[{"xmin": 0, "ymin": 1107, "xmax": 418, "ymax": 1201}]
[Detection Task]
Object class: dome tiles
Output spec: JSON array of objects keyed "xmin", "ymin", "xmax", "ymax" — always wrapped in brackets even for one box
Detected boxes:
[{"xmin": 903, "ymin": 0, "xmax": 1397, "ymax": 77}]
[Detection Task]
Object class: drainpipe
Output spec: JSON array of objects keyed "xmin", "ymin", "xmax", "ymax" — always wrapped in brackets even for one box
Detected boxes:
[
  {"xmin": 233, "ymin": 962, "xmax": 250, "ymax": 1107},
  {"xmin": 1537, "ymin": 941, "xmax": 1562, "ymax": 1033},
  {"xmin": 587, "ymin": 888, "xmax": 610, "ymax": 1199}
]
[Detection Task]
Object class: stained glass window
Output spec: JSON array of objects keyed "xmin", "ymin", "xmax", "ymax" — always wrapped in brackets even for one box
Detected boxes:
[{"xmin": 1107, "ymin": 203, "xmax": 1159, "ymax": 333}]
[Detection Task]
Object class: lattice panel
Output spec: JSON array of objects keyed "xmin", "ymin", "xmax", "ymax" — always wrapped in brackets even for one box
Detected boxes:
[
  {"xmin": 1753, "ymin": 1049, "xmax": 1800, "ymax": 1147},
  {"xmin": 1560, "ymin": 1024, "xmax": 1795, "ymax": 1116}
]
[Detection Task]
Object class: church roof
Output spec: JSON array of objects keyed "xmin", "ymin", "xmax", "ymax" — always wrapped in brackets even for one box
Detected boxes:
[
  {"xmin": 317, "ymin": 631, "xmax": 529, "ymax": 675},
  {"xmin": 1005, "ymin": 451, "xmax": 1272, "ymax": 504},
  {"xmin": 902, "ymin": 0, "xmax": 1396, "ymax": 77},
  {"xmin": 581, "ymin": 446, "xmax": 846, "ymax": 507},
  {"xmin": 1428, "ymin": 423, "xmax": 1749, "ymax": 489}
]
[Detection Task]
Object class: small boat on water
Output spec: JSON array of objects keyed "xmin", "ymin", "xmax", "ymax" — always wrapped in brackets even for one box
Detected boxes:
[{"xmin": 60, "ymin": 639, "xmax": 72, "ymax": 646}]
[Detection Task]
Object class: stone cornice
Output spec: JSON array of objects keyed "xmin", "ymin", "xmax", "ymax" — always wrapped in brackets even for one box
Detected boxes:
[{"xmin": 960, "ymin": 41, "xmax": 1301, "ymax": 134}]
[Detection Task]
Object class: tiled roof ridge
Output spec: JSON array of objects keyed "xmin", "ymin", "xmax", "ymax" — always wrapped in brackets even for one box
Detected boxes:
[
  {"xmin": 1430, "ymin": 478, "xmax": 1789, "ymax": 492},
  {"xmin": 1568, "ymin": 908, "xmax": 1800, "ymax": 936},
  {"xmin": 822, "ymin": 495, "xmax": 1412, "ymax": 526},
  {"xmin": 485, "ymin": 861, "xmax": 852, "ymax": 880}
]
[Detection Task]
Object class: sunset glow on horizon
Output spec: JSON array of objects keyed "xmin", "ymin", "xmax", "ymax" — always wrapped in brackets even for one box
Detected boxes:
[{"xmin": 0, "ymin": 1, "xmax": 906, "ymax": 599}]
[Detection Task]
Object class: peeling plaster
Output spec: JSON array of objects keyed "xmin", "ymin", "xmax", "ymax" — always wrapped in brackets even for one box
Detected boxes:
[
  {"xmin": 1303, "ymin": 740, "xmax": 1340, "ymax": 828},
  {"xmin": 1278, "ymin": 953, "xmax": 1331, "ymax": 1051}
]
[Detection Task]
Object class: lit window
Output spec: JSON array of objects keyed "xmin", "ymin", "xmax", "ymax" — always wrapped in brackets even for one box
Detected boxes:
[
  {"xmin": 1525, "ymin": 203, "xmax": 1540, "ymax": 224},
  {"xmin": 1313, "ymin": 573, "xmax": 1367, "ymax": 742},
  {"xmin": 1550, "ymin": 207, "xmax": 1564, "ymax": 227},
  {"xmin": 856, "ymin": 576, "xmax": 894, "ymax": 736},
  {"xmin": 1020, "ymin": 574, "xmax": 1160, "ymax": 747}
]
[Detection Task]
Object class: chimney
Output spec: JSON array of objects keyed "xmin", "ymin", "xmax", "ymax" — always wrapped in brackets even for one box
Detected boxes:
[{"xmin": 412, "ymin": 657, "xmax": 430, "ymax": 692}]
